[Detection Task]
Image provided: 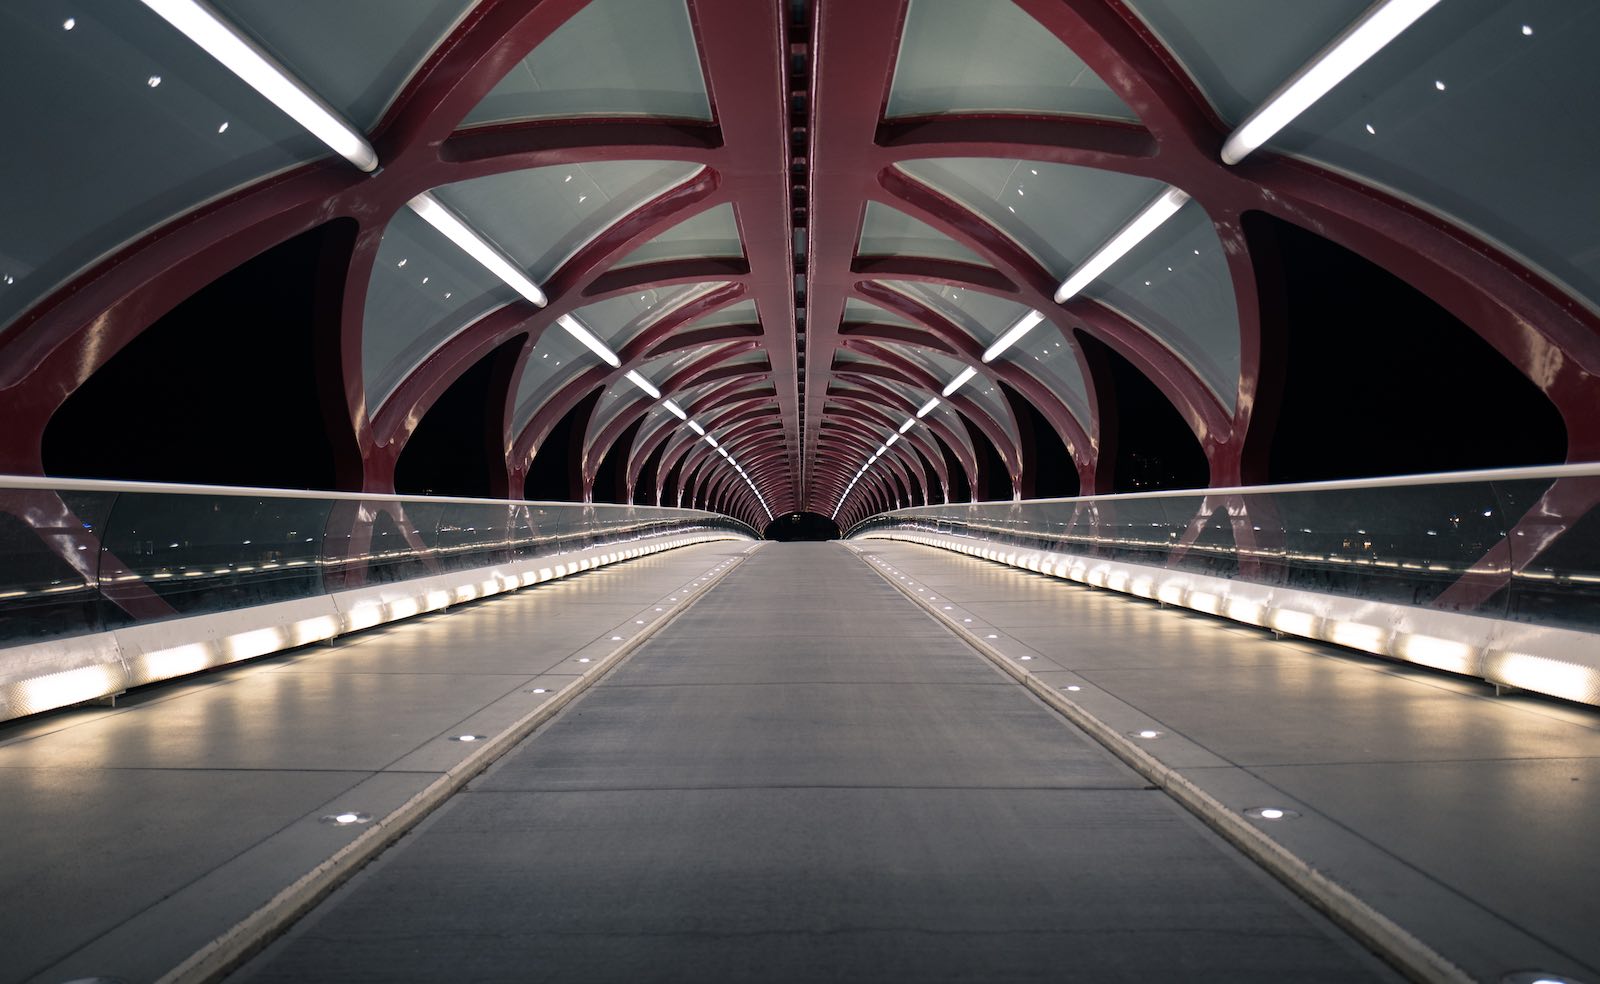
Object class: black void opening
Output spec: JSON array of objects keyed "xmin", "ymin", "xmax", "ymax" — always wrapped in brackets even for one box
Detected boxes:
[
  {"xmin": 1080, "ymin": 334, "xmax": 1209, "ymax": 493},
  {"xmin": 43, "ymin": 220, "xmax": 360, "ymax": 489},
  {"xmin": 394, "ymin": 335, "xmax": 523, "ymax": 499},
  {"xmin": 523, "ymin": 389, "xmax": 601, "ymax": 501},
  {"xmin": 764, "ymin": 512, "xmax": 841, "ymax": 541},
  {"xmin": 1255, "ymin": 212, "xmax": 1567, "ymax": 482}
]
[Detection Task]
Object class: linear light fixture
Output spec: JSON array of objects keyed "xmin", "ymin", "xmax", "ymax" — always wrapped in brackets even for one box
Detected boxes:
[
  {"xmin": 556, "ymin": 314, "xmax": 620, "ymax": 368},
  {"xmin": 688, "ymin": 421, "xmax": 706, "ymax": 435},
  {"xmin": 140, "ymin": 0, "xmax": 378, "ymax": 172},
  {"xmin": 886, "ymin": 433, "xmax": 901, "ymax": 448},
  {"xmin": 1054, "ymin": 187, "xmax": 1190, "ymax": 304},
  {"xmin": 624, "ymin": 370, "xmax": 660, "ymax": 399},
  {"xmin": 916, "ymin": 397, "xmax": 940, "ymax": 418},
  {"xmin": 898, "ymin": 419, "xmax": 915, "ymax": 434},
  {"xmin": 663, "ymin": 400, "xmax": 688, "ymax": 420},
  {"xmin": 705, "ymin": 435, "xmax": 719, "ymax": 448},
  {"xmin": 1221, "ymin": 0, "xmax": 1442, "ymax": 164},
  {"xmin": 408, "ymin": 194, "xmax": 548, "ymax": 307},
  {"xmin": 982, "ymin": 309, "xmax": 1047, "ymax": 363},
  {"xmin": 942, "ymin": 366, "xmax": 977, "ymax": 397}
]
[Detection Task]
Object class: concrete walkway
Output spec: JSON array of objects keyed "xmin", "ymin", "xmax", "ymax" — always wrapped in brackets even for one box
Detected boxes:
[
  {"xmin": 233, "ymin": 543, "xmax": 1396, "ymax": 983},
  {"xmin": 0, "ymin": 540, "xmax": 749, "ymax": 984},
  {"xmin": 854, "ymin": 538, "xmax": 1600, "ymax": 983}
]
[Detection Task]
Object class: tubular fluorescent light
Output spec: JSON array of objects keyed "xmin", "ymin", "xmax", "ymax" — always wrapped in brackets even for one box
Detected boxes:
[
  {"xmin": 916, "ymin": 397, "xmax": 940, "ymax": 418},
  {"xmin": 705, "ymin": 435, "xmax": 719, "ymax": 448},
  {"xmin": 1053, "ymin": 187, "xmax": 1190, "ymax": 304},
  {"xmin": 718, "ymin": 447, "xmax": 730, "ymax": 458},
  {"xmin": 663, "ymin": 400, "xmax": 688, "ymax": 420},
  {"xmin": 140, "ymin": 0, "xmax": 378, "ymax": 172},
  {"xmin": 408, "ymin": 194, "xmax": 547, "ymax": 306},
  {"xmin": 624, "ymin": 370, "xmax": 660, "ymax": 398},
  {"xmin": 898, "ymin": 418, "xmax": 915, "ymax": 434},
  {"xmin": 942, "ymin": 366, "xmax": 977, "ymax": 397},
  {"xmin": 688, "ymin": 421, "xmax": 706, "ymax": 435},
  {"xmin": 886, "ymin": 433, "xmax": 901, "ymax": 448},
  {"xmin": 557, "ymin": 314, "xmax": 621, "ymax": 368},
  {"xmin": 1221, "ymin": 0, "xmax": 1442, "ymax": 165},
  {"xmin": 982, "ymin": 309, "xmax": 1047, "ymax": 363}
]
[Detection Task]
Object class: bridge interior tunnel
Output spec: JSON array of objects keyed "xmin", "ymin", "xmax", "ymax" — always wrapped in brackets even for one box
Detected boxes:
[{"xmin": 1, "ymin": 2, "xmax": 1598, "ymax": 982}]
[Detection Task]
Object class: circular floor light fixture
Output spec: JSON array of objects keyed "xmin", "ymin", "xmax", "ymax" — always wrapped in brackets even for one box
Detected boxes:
[{"xmin": 1244, "ymin": 806, "xmax": 1301, "ymax": 821}]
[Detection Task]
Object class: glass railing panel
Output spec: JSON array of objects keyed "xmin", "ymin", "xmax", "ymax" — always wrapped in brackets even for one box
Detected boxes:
[
  {"xmin": 97, "ymin": 492, "xmax": 332, "ymax": 618},
  {"xmin": 0, "ymin": 489, "xmax": 118, "ymax": 646},
  {"xmin": 849, "ymin": 466, "xmax": 1600, "ymax": 636}
]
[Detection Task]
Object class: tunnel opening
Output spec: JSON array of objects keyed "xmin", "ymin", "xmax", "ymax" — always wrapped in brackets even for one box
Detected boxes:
[
  {"xmin": 42, "ymin": 219, "xmax": 359, "ymax": 490},
  {"xmin": 1254, "ymin": 212, "xmax": 1568, "ymax": 483},
  {"xmin": 763, "ymin": 511, "xmax": 840, "ymax": 540}
]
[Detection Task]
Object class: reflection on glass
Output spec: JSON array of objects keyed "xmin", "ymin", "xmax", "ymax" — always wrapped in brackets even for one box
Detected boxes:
[
  {"xmin": 511, "ymin": 329, "xmax": 592, "ymax": 432},
  {"xmin": 0, "ymin": 0, "xmax": 322, "ymax": 331},
  {"xmin": 857, "ymin": 202, "xmax": 989, "ymax": 265},
  {"xmin": 0, "ymin": 485, "xmax": 748, "ymax": 646},
  {"xmin": 889, "ymin": 0, "xmax": 1135, "ymax": 120},
  {"xmin": 1083, "ymin": 199, "xmax": 1239, "ymax": 409},
  {"xmin": 1267, "ymin": 0, "xmax": 1600, "ymax": 316},
  {"xmin": 363, "ymin": 208, "xmax": 517, "ymax": 409},
  {"xmin": 1123, "ymin": 0, "xmax": 1368, "ymax": 124},
  {"xmin": 844, "ymin": 298, "xmax": 920, "ymax": 329},
  {"xmin": 879, "ymin": 280, "xmax": 1030, "ymax": 346},
  {"xmin": 463, "ymin": 0, "xmax": 710, "ymax": 124},
  {"xmin": 213, "ymin": 0, "xmax": 473, "ymax": 128},
  {"xmin": 613, "ymin": 203, "xmax": 743, "ymax": 268},
  {"xmin": 896, "ymin": 159, "xmax": 1165, "ymax": 279},
  {"xmin": 431, "ymin": 161, "xmax": 704, "ymax": 283},
  {"xmin": 854, "ymin": 472, "xmax": 1600, "ymax": 634},
  {"xmin": 996, "ymin": 319, "xmax": 1092, "ymax": 432}
]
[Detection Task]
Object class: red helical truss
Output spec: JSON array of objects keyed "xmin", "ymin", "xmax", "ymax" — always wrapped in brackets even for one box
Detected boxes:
[{"xmin": 1, "ymin": 0, "xmax": 1597, "ymax": 536}]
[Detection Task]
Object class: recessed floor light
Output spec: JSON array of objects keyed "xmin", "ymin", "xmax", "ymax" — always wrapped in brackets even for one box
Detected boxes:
[
  {"xmin": 1065, "ymin": 685, "xmax": 1082, "ymax": 692},
  {"xmin": 527, "ymin": 688, "xmax": 548, "ymax": 694},
  {"xmin": 321, "ymin": 811, "xmax": 372, "ymax": 825},
  {"xmin": 449, "ymin": 734, "xmax": 486, "ymax": 743},
  {"xmin": 1501, "ymin": 973, "xmax": 1581, "ymax": 984},
  {"xmin": 1130, "ymin": 729, "xmax": 1164, "ymax": 739},
  {"xmin": 1244, "ymin": 806, "xmax": 1300, "ymax": 821},
  {"xmin": 576, "ymin": 658, "xmax": 591, "ymax": 663},
  {"xmin": 611, "ymin": 635, "xmax": 623, "ymax": 641}
]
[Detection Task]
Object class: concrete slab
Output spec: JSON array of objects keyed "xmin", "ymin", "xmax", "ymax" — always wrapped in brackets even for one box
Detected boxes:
[
  {"xmin": 237, "ymin": 787, "xmax": 1396, "ymax": 984},
  {"xmin": 0, "ymin": 541, "xmax": 745, "ymax": 984},
  {"xmin": 0, "ymin": 766, "xmax": 367, "ymax": 983},
  {"xmin": 233, "ymin": 544, "xmax": 1398, "ymax": 983},
  {"xmin": 863, "ymin": 539, "xmax": 1600, "ymax": 980}
]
